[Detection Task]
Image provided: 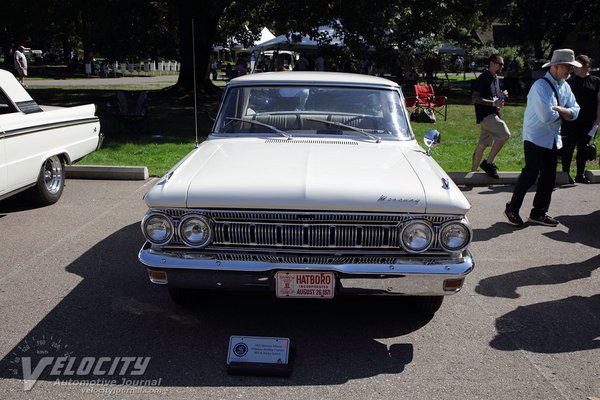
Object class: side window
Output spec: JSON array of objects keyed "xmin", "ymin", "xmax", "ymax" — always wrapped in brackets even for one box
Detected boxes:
[{"xmin": 0, "ymin": 90, "xmax": 17, "ymax": 115}]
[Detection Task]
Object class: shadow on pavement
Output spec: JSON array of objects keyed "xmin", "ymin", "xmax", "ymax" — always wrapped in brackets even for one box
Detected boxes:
[
  {"xmin": 543, "ymin": 210, "xmax": 600, "ymax": 247},
  {"xmin": 476, "ymin": 210, "xmax": 600, "ymax": 298},
  {"xmin": 0, "ymin": 191, "xmax": 45, "ymax": 213},
  {"xmin": 476, "ymin": 210, "xmax": 600, "ymax": 354},
  {"xmin": 0, "ymin": 223, "xmax": 429, "ymax": 387},
  {"xmin": 490, "ymin": 294, "xmax": 600, "ymax": 353},
  {"xmin": 475, "ymin": 254, "xmax": 600, "ymax": 299}
]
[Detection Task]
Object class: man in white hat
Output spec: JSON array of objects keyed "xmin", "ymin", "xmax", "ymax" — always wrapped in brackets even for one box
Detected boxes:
[{"xmin": 504, "ymin": 49, "xmax": 581, "ymax": 227}]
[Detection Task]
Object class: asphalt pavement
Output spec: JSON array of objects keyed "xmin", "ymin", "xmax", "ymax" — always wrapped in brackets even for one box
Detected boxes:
[{"xmin": 0, "ymin": 179, "xmax": 598, "ymax": 400}]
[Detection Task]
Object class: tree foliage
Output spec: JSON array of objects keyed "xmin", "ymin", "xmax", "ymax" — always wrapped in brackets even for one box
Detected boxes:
[
  {"xmin": 0, "ymin": 0, "xmax": 596, "ymax": 91},
  {"xmin": 0, "ymin": 0, "xmax": 178, "ymax": 64},
  {"xmin": 486, "ymin": 0, "xmax": 600, "ymax": 59}
]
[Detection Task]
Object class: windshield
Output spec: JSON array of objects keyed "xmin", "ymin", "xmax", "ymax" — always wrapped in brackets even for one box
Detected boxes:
[{"xmin": 213, "ymin": 85, "xmax": 413, "ymax": 140}]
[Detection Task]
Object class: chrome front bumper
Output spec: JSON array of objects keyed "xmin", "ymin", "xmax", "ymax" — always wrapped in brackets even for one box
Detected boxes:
[{"xmin": 138, "ymin": 243, "xmax": 474, "ymax": 296}]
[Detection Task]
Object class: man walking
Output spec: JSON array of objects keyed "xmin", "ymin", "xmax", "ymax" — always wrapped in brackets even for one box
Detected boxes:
[
  {"xmin": 504, "ymin": 49, "xmax": 581, "ymax": 227},
  {"xmin": 14, "ymin": 45, "xmax": 28, "ymax": 86},
  {"xmin": 471, "ymin": 54, "xmax": 511, "ymax": 178}
]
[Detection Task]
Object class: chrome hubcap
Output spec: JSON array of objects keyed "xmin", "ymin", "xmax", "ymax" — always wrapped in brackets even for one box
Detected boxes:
[{"xmin": 43, "ymin": 157, "xmax": 62, "ymax": 194}]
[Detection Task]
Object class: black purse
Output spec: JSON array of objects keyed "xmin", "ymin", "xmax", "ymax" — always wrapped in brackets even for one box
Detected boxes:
[
  {"xmin": 586, "ymin": 125, "xmax": 598, "ymax": 161},
  {"xmin": 585, "ymin": 142, "xmax": 596, "ymax": 161}
]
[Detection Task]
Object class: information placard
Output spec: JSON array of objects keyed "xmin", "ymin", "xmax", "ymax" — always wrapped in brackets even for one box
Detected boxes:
[{"xmin": 226, "ymin": 336, "xmax": 292, "ymax": 376}]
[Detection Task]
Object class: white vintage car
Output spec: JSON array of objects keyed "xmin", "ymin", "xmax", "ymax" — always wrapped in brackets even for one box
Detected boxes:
[
  {"xmin": 0, "ymin": 69, "xmax": 102, "ymax": 205},
  {"xmin": 139, "ymin": 72, "xmax": 473, "ymax": 314}
]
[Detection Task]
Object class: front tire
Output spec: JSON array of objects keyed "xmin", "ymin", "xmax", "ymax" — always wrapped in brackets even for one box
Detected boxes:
[{"xmin": 30, "ymin": 155, "xmax": 65, "ymax": 206}]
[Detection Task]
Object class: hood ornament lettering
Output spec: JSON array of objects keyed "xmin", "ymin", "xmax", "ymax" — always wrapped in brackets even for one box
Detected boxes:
[{"xmin": 377, "ymin": 195, "xmax": 420, "ymax": 205}]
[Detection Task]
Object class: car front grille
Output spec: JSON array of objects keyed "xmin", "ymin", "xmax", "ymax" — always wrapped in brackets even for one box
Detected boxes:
[
  {"xmin": 214, "ymin": 222, "xmax": 400, "ymax": 248},
  {"xmin": 155, "ymin": 209, "xmax": 463, "ymax": 252}
]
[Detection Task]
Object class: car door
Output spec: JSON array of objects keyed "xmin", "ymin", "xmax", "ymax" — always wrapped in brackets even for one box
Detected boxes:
[
  {"xmin": 0, "ymin": 128, "xmax": 5, "ymax": 196},
  {"xmin": 0, "ymin": 89, "xmax": 19, "ymax": 196}
]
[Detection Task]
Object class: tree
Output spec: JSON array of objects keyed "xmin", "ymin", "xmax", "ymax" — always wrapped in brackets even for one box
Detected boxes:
[
  {"xmin": 172, "ymin": 0, "xmax": 230, "ymax": 93},
  {"xmin": 172, "ymin": 0, "xmax": 485, "ymax": 92},
  {"xmin": 487, "ymin": 0, "xmax": 600, "ymax": 59}
]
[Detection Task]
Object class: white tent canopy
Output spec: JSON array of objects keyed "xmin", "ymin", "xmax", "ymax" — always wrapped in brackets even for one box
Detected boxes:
[
  {"xmin": 255, "ymin": 27, "xmax": 276, "ymax": 46},
  {"xmin": 436, "ymin": 43, "xmax": 465, "ymax": 55},
  {"xmin": 250, "ymin": 26, "xmax": 344, "ymax": 52}
]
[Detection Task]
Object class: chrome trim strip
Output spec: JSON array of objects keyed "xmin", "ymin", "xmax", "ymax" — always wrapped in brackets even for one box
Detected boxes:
[
  {"xmin": 152, "ymin": 246, "xmax": 451, "ymax": 257},
  {"xmin": 154, "ymin": 208, "xmax": 463, "ymax": 223},
  {"xmin": 0, "ymin": 117, "xmax": 100, "ymax": 139},
  {"xmin": 16, "ymin": 100, "xmax": 43, "ymax": 114},
  {"xmin": 139, "ymin": 242, "xmax": 473, "ymax": 276}
]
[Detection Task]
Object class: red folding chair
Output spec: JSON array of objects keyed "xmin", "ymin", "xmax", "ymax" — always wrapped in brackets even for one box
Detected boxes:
[
  {"xmin": 414, "ymin": 84, "xmax": 448, "ymax": 121},
  {"xmin": 404, "ymin": 95, "xmax": 420, "ymax": 115}
]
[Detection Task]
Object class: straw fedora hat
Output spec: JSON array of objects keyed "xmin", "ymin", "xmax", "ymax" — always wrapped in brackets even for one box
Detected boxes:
[{"xmin": 542, "ymin": 49, "xmax": 582, "ymax": 68}]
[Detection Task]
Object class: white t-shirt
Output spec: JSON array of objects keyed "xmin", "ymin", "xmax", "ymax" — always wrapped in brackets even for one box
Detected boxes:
[{"xmin": 14, "ymin": 50, "xmax": 27, "ymax": 70}]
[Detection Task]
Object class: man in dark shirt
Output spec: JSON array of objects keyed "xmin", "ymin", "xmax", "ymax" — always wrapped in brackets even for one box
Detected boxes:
[
  {"xmin": 561, "ymin": 54, "xmax": 600, "ymax": 184},
  {"xmin": 471, "ymin": 54, "xmax": 511, "ymax": 178}
]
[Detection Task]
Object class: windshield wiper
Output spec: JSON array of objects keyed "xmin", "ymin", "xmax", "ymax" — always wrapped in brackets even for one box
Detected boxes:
[
  {"xmin": 306, "ymin": 118, "xmax": 381, "ymax": 143},
  {"xmin": 224, "ymin": 117, "xmax": 291, "ymax": 139}
]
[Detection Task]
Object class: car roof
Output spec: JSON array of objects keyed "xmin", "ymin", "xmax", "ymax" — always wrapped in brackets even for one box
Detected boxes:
[{"xmin": 227, "ymin": 71, "xmax": 400, "ymax": 89}]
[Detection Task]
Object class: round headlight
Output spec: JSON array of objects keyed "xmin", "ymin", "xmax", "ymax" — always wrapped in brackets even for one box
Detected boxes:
[
  {"xmin": 179, "ymin": 214, "xmax": 213, "ymax": 248},
  {"xmin": 142, "ymin": 212, "xmax": 174, "ymax": 245},
  {"xmin": 400, "ymin": 220, "xmax": 434, "ymax": 253},
  {"xmin": 439, "ymin": 220, "xmax": 471, "ymax": 252}
]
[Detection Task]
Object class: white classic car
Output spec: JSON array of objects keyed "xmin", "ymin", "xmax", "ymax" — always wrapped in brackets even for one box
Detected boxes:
[
  {"xmin": 139, "ymin": 72, "xmax": 473, "ymax": 314},
  {"xmin": 0, "ymin": 69, "xmax": 102, "ymax": 205}
]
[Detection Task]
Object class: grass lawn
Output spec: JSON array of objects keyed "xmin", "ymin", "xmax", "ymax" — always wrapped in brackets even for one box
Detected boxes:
[
  {"xmin": 29, "ymin": 82, "xmax": 596, "ymax": 177},
  {"xmin": 411, "ymin": 101, "xmax": 526, "ymax": 172}
]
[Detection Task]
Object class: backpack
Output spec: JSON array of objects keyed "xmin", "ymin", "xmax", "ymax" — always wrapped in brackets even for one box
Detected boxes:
[{"xmin": 410, "ymin": 107, "xmax": 436, "ymax": 123}]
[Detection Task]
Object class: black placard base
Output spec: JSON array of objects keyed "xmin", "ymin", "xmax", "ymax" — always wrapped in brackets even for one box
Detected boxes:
[{"xmin": 226, "ymin": 349, "xmax": 294, "ymax": 377}]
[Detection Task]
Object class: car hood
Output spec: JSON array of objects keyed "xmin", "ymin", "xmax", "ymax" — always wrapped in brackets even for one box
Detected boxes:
[{"xmin": 145, "ymin": 137, "xmax": 470, "ymax": 214}]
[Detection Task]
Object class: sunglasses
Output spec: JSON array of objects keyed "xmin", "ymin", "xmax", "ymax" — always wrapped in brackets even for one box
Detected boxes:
[{"xmin": 493, "ymin": 61, "xmax": 504, "ymax": 67}]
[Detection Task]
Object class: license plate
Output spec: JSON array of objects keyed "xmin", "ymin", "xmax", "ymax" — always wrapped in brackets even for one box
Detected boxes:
[{"xmin": 275, "ymin": 271, "xmax": 335, "ymax": 299}]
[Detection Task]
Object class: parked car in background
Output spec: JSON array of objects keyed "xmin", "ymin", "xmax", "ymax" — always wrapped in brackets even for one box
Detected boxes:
[
  {"xmin": 139, "ymin": 71, "xmax": 474, "ymax": 315},
  {"xmin": 0, "ymin": 69, "xmax": 103, "ymax": 205}
]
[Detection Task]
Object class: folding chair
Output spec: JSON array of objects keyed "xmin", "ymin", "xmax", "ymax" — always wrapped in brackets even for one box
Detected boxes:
[
  {"xmin": 414, "ymin": 84, "xmax": 448, "ymax": 121},
  {"xmin": 404, "ymin": 95, "xmax": 421, "ymax": 115},
  {"xmin": 112, "ymin": 90, "xmax": 148, "ymax": 133}
]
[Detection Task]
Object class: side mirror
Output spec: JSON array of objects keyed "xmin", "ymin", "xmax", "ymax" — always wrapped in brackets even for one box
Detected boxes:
[{"xmin": 423, "ymin": 129, "xmax": 441, "ymax": 156}]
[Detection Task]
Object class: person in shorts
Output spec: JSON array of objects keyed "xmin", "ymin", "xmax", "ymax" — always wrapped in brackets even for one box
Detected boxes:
[
  {"xmin": 14, "ymin": 45, "xmax": 28, "ymax": 86},
  {"xmin": 471, "ymin": 54, "xmax": 511, "ymax": 178}
]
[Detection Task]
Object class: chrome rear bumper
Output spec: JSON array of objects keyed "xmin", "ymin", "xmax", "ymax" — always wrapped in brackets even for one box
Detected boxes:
[{"xmin": 138, "ymin": 242, "xmax": 474, "ymax": 296}]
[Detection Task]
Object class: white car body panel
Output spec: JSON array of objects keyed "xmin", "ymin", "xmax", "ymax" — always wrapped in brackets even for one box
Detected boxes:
[
  {"xmin": 145, "ymin": 137, "xmax": 469, "ymax": 214},
  {"xmin": 0, "ymin": 69, "xmax": 102, "ymax": 200}
]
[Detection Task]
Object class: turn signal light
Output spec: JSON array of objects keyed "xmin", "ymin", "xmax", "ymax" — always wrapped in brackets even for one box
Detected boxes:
[
  {"xmin": 443, "ymin": 278, "xmax": 464, "ymax": 291},
  {"xmin": 148, "ymin": 270, "xmax": 168, "ymax": 284}
]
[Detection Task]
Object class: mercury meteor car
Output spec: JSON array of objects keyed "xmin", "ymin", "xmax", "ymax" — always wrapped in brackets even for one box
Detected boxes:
[
  {"xmin": 139, "ymin": 72, "xmax": 473, "ymax": 314},
  {"xmin": 0, "ymin": 69, "xmax": 102, "ymax": 205}
]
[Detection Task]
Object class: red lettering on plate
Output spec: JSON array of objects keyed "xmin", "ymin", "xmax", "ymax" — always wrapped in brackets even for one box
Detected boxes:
[{"xmin": 296, "ymin": 274, "xmax": 332, "ymax": 285}]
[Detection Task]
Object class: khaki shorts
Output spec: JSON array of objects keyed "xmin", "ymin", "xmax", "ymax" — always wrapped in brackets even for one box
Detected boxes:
[{"xmin": 479, "ymin": 114, "xmax": 510, "ymax": 146}]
